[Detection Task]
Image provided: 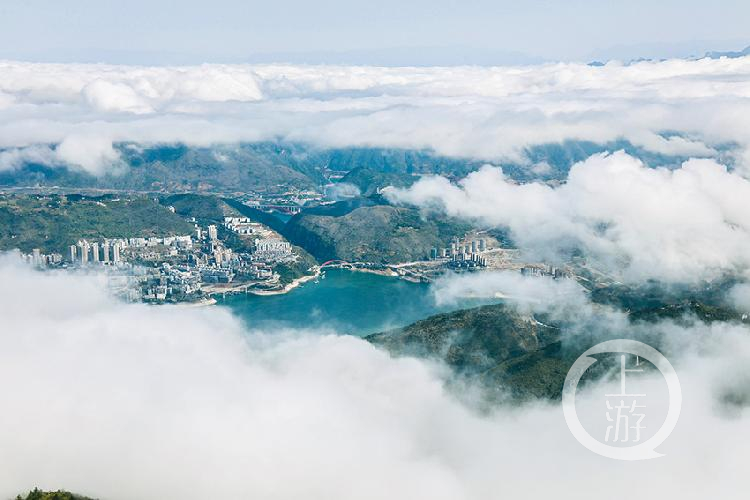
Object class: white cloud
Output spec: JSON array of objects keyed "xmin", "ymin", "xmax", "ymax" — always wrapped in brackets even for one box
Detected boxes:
[
  {"xmin": 55, "ymin": 134, "xmax": 124, "ymax": 175},
  {"xmin": 386, "ymin": 152, "xmax": 750, "ymax": 283},
  {"xmin": 325, "ymin": 182, "xmax": 361, "ymax": 200},
  {"xmin": 431, "ymin": 270, "xmax": 587, "ymax": 311},
  {"xmin": 2, "ymin": 57, "xmax": 750, "ymax": 173},
  {"xmin": 0, "ymin": 145, "xmax": 59, "ymax": 171},
  {"xmin": 82, "ymin": 80, "xmax": 153, "ymax": 114},
  {"xmin": 0, "ymin": 258, "xmax": 749, "ymax": 499},
  {"xmin": 0, "ymin": 136, "xmax": 123, "ymax": 175},
  {"xmin": 727, "ymin": 283, "xmax": 750, "ymax": 313}
]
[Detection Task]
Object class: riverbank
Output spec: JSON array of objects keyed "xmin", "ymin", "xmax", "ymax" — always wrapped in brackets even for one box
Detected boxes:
[
  {"xmin": 201, "ymin": 267, "xmax": 321, "ymax": 298},
  {"xmin": 248, "ymin": 267, "xmax": 321, "ymax": 296},
  {"xmin": 343, "ymin": 264, "xmax": 433, "ymax": 283},
  {"xmin": 178, "ymin": 297, "xmax": 218, "ymax": 307},
  {"xmin": 344, "ymin": 266, "xmax": 399, "ymax": 278},
  {"xmin": 205, "ymin": 261, "xmax": 431, "ymax": 300}
]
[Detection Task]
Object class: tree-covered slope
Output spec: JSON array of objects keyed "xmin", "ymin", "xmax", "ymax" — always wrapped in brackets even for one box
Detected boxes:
[
  {"xmin": 283, "ymin": 204, "xmax": 471, "ymax": 263},
  {"xmin": 0, "ymin": 194, "xmax": 194, "ymax": 254},
  {"xmin": 367, "ymin": 282, "xmax": 749, "ymax": 401},
  {"xmin": 367, "ymin": 302, "xmax": 574, "ymax": 400},
  {"xmin": 368, "ymin": 303, "xmax": 560, "ymax": 372},
  {"xmin": 162, "ymin": 193, "xmax": 288, "ymax": 233},
  {"xmin": 0, "ymin": 143, "xmax": 325, "ymax": 192},
  {"xmin": 0, "ymin": 140, "xmax": 701, "ymax": 195}
]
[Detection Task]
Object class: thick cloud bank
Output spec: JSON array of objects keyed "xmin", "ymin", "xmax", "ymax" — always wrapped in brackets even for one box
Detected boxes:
[
  {"xmin": 387, "ymin": 151, "xmax": 750, "ymax": 283},
  {"xmin": 0, "ymin": 259, "xmax": 749, "ymax": 499},
  {"xmin": 2, "ymin": 57, "xmax": 750, "ymax": 173}
]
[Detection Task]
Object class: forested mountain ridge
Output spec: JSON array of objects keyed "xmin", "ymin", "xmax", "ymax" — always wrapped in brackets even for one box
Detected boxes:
[{"xmin": 0, "ymin": 139, "xmax": 702, "ymax": 194}]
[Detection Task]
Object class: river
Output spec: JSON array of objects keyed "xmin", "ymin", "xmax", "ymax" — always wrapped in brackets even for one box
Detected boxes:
[{"xmin": 217, "ymin": 268, "xmax": 497, "ymax": 336}]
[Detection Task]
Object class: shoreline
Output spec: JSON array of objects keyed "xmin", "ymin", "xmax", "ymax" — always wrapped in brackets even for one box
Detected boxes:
[
  {"xmin": 180, "ymin": 297, "xmax": 218, "ymax": 307},
  {"xmin": 207, "ymin": 263, "xmax": 429, "ymax": 301},
  {"xmin": 345, "ymin": 266, "xmax": 399, "ymax": 278},
  {"xmin": 247, "ymin": 267, "xmax": 321, "ymax": 296},
  {"xmin": 203, "ymin": 268, "xmax": 322, "ymax": 299}
]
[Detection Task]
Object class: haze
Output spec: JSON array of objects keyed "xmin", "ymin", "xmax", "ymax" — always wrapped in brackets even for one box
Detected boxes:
[{"xmin": 1, "ymin": 0, "xmax": 748, "ymax": 64}]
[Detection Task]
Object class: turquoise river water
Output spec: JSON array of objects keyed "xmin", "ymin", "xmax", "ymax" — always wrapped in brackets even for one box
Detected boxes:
[{"xmin": 217, "ymin": 268, "xmax": 496, "ymax": 336}]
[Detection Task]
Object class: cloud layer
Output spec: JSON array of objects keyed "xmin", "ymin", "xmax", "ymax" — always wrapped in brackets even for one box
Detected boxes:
[
  {"xmin": 2, "ymin": 57, "xmax": 750, "ymax": 173},
  {"xmin": 0, "ymin": 259, "xmax": 749, "ymax": 499},
  {"xmin": 387, "ymin": 151, "xmax": 750, "ymax": 283}
]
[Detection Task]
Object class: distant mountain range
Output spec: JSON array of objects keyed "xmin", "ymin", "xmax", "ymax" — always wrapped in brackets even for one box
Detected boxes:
[
  {"xmin": 587, "ymin": 41, "xmax": 750, "ymax": 64},
  {"xmin": 7, "ymin": 42, "xmax": 749, "ymax": 67},
  {"xmin": 704, "ymin": 45, "xmax": 750, "ymax": 59},
  {"xmin": 0, "ymin": 139, "xmax": 705, "ymax": 195},
  {"xmin": 0, "ymin": 139, "xmax": 714, "ymax": 265}
]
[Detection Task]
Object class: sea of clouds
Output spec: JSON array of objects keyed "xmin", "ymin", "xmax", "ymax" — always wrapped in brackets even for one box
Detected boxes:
[
  {"xmin": 2, "ymin": 57, "xmax": 750, "ymax": 498},
  {"xmin": 0, "ymin": 258, "xmax": 749, "ymax": 500},
  {"xmin": 2, "ymin": 57, "xmax": 750, "ymax": 174}
]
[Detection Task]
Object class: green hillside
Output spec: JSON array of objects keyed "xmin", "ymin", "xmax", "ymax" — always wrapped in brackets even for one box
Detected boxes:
[
  {"xmin": 283, "ymin": 204, "xmax": 471, "ymax": 263},
  {"xmin": 0, "ymin": 143, "xmax": 326, "ymax": 193},
  {"xmin": 0, "ymin": 194, "xmax": 194, "ymax": 254},
  {"xmin": 367, "ymin": 285, "xmax": 749, "ymax": 401},
  {"xmin": 162, "ymin": 193, "xmax": 288, "ymax": 234},
  {"xmin": 367, "ymin": 303, "xmax": 574, "ymax": 400},
  {"xmin": 0, "ymin": 140, "xmax": 700, "ymax": 195}
]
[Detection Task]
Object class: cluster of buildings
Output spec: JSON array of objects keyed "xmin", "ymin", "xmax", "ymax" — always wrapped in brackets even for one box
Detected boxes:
[
  {"xmin": 448, "ymin": 252, "xmax": 488, "ymax": 269},
  {"xmin": 141, "ymin": 263, "xmax": 203, "ymax": 301},
  {"xmin": 520, "ymin": 264, "xmax": 572, "ymax": 279},
  {"xmin": 67, "ymin": 236, "xmax": 194, "ymax": 266},
  {"xmin": 223, "ymin": 217, "xmax": 256, "ymax": 235},
  {"xmin": 22, "ymin": 213, "xmax": 302, "ymax": 303},
  {"xmin": 223, "ymin": 216, "xmax": 295, "ymax": 264},
  {"xmin": 252, "ymin": 238, "xmax": 293, "ymax": 263},
  {"xmin": 198, "ymin": 222, "xmax": 290, "ymax": 284},
  {"xmin": 125, "ymin": 220, "xmax": 300, "ymax": 299},
  {"xmin": 431, "ymin": 237, "xmax": 489, "ymax": 269},
  {"xmin": 23, "ymin": 248, "xmax": 62, "ymax": 268}
]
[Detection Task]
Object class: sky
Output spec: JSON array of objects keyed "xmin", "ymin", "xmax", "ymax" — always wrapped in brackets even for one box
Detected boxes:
[{"xmin": 0, "ymin": 0, "xmax": 748, "ymax": 64}]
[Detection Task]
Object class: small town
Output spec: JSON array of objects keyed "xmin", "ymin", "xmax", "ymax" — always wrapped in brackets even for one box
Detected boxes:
[{"xmin": 19, "ymin": 213, "xmax": 306, "ymax": 304}]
